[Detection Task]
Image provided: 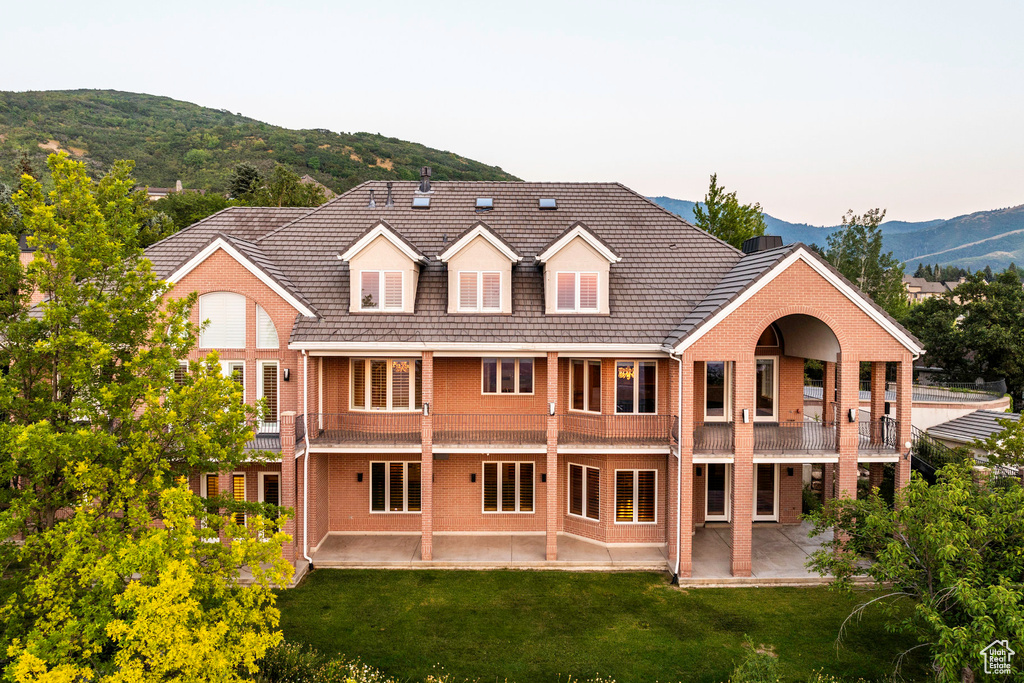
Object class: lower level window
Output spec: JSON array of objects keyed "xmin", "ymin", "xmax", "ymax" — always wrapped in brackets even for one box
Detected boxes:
[
  {"xmin": 232, "ymin": 473, "xmax": 246, "ymax": 525},
  {"xmin": 615, "ymin": 469, "xmax": 656, "ymax": 523},
  {"xmin": 370, "ymin": 461, "xmax": 421, "ymax": 512},
  {"xmin": 483, "ymin": 461, "xmax": 534, "ymax": 513},
  {"xmin": 569, "ymin": 464, "xmax": 600, "ymax": 520}
]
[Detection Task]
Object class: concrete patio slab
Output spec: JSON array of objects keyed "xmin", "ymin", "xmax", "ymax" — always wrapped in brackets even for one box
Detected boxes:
[
  {"xmin": 434, "ymin": 534, "xmax": 512, "ymax": 562},
  {"xmin": 683, "ymin": 520, "xmax": 830, "ymax": 585},
  {"xmin": 314, "ymin": 534, "xmax": 420, "ymax": 565},
  {"xmin": 510, "ymin": 534, "xmax": 545, "ymax": 562}
]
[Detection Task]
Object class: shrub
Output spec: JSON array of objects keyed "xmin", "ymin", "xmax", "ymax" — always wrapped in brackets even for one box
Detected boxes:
[
  {"xmin": 802, "ymin": 484, "xmax": 822, "ymax": 514},
  {"xmin": 727, "ymin": 638, "xmax": 780, "ymax": 683}
]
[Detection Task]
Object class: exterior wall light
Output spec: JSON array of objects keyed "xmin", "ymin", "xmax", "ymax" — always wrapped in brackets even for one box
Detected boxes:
[
  {"xmin": 848, "ymin": 408, "xmax": 857, "ymax": 423},
  {"xmin": 742, "ymin": 408, "xmax": 749, "ymax": 423},
  {"xmin": 357, "ymin": 472, "xmax": 363, "ymax": 482},
  {"xmin": 422, "ymin": 402, "xmax": 430, "ymax": 416},
  {"xmin": 282, "ymin": 368, "xmax": 290, "ymax": 381},
  {"xmin": 549, "ymin": 402, "xmax": 556, "ymax": 416},
  {"xmin": 470, "ymin": 473, "xmax": 476, "ymax": 483}
]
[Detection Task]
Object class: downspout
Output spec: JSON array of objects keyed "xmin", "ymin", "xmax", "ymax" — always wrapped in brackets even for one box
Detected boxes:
[
  {"xmin": 674, "ymin": 353, "xmax": 682, "ymax": 580},
  {"xmin": 302, "ymin": 349, "xmax": 313, "ymax": 568}
]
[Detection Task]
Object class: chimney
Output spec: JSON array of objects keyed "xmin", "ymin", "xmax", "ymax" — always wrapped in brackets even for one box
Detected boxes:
[
  {"xmin": 367, "ymin": 189, "xmax": 376, "ymax": 208},
  {"xmin": 419, "ymin": 166, "xmax": 432, "ymax": 193},
  {"xmin": 385, "ymin": 182, "xmax": 394, "ymax": 208},
  {"xmin": 175, "ymin": 179, "xmax": 183, "ymax": 193},
  {"xmin": 741, "ymin": 235, "xmax": 783, "ymax": 254}
]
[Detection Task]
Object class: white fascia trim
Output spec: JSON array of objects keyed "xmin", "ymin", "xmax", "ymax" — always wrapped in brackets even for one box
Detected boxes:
[
  {"xmin": 291, "ymin": 342, "xmax": 665, "ymax": 354},
  {"xmin": 753, "ymin": 455, "xmax": 840, "ymax": 464},
  {"xmin": 435, "ymin": 447, "xmax": 547, "ymax": 454},
  {"xmin": 438, "ymin": 225, "xmax": 522, "ymax": 263},
  {"xmin": 692, "ymin": 455, "xmax": 735, "ymax": 464},
  {"xmin": 857, "ymin": 454, "xmax": 901, "ymax": 463},
  {"xmin": 537, "ymin": 226, "xmax": 621, "ymax": 264},
  {"xmin": 167, "ymin": 238, "xmax": 316, "ymax": 318},
  {"xmin": 306, "ymin": 446, "xmax": 422, "ymax": 454},
  {"xmin": 338, "ymin": 223, "xmax": 425, "ymax": 263},
  {"xmin": 669, "ymin": 247, "xmax": 924, "ymax": 356},
  {"xmin": 557, "ymin": 447, "xmax": 671, "ymax": 455}
]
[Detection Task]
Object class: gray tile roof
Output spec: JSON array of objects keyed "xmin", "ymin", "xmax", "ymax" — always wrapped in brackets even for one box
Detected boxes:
[{"xmin": 928, "ymin": 410, "xmax": 1021, "ymax": 444}]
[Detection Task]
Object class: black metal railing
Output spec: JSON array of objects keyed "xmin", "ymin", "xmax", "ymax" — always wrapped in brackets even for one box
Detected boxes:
[
  {"xmin": 558, "ymin": 413, "xmax": 674, "ymax": 446},
  {"xmin": 753, "ymin": 421, "xmax": 837, "ymax": 452},
  {"xmin": 295, "ymin": 414, "xmax": 306, "ymax": 444},
  {"xmin": 857, "ymin": 417, "xmax": 899, "ymax": 452},
  {"xmin": 805, "ymin": 377, "xmax": 1006, "ymax": 403},
  {"xmin": 433, "ymin": 414, "xmax": 546, "ymax": 446},
  {"xmin": 693, "ymin": 422, "xmax": 734, "ymax": 452},
  {"xmin": 304, "ymin": 412, "xmax": 422, "ymax": 447}
]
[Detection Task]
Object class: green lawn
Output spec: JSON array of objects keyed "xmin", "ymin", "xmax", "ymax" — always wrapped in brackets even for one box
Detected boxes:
[{"xmin": 276, "ymin": 570, "xmax": 926, "ymax": 683}]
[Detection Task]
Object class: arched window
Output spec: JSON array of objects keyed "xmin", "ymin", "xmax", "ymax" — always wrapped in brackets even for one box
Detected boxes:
[
  {"xmin": 198, "ymin": 292, "xmax": 246, "ymax": 348},
  {"xmin": 255, "ymin": 304, "xmax": 279, "ymax": 349},
  {"xmin": 757, "ymin": 324, "xmax": 780, "ymax": 347}
]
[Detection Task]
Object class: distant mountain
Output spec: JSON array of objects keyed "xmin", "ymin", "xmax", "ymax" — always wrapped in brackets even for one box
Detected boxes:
[
  {"xmin": 650, "ymin": 196, "xmax": 1024, "ymax": 271},
  {"xmin": 0, "ymin": 90, "xmax": 518, "ymax": 194}
]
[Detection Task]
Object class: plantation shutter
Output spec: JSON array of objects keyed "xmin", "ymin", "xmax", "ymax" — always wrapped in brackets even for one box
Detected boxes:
[
  {"xmin": 459, "ymin": 271, "xmax": 478, "ymax": 310},
  {"xmin": 518, "ymin": 463, "xmax": 534, "ymax": 512},
  {"xmin": 407, "ymin": 462, "xmax": 421, "ymax": 512},
  {"xmin": 389, "ymin": 462, "xmax": 404, "ymax": 512},
  {"xmin": 483, "ymin": 463, "xmax": 498, "ymax": 512},
  {"xmin": 637, "ymin": 471, "xmax": 656, "ymax": 522},
  {"xmin": 360, "ymin": 271, "xmax": 380, "ymax": 309},
  {"xmin": 501, "ymin": 463, "xmax": 516, "ymax": 512},
  {"xmin": 173, "ymin": 362, "xmax": 188, "ymax": 386},
  {"xmin": 569, "ymin": 464, "xmax": 583, "ymax": 516},
  {"xmin": 199, "ymin": 292, "xmax": 246, "ymax": 348},
  {"xmin": 384, "ymin": 272, "xmax": 403, "ymax": 309},
  {"xmin": 260, "ymin": 362, "xmax": 278, "ymax": 430},
  {"xmin": 482, "ymin": 272, "xmax": 501, "ymax": 310},
  {"xmin": 255, "ymin": 304, "xmax": 279, "ymax": 348},
  {"xmin": 579, "ymin": 273, "xmax": 598, "ymax": 310},
  {"xmin": 232, "ymin": 474, "xmax": 246, "ymax": 525},
  {"xmin": 556, "ymin": 273, "xmax": 575, "ymax": 310},
  {"xmin": 615, "ymin": 471, "xmax": 634, "ymax": 522},
  {"xmin": 370, "ymin": 360, "xmax": 388, "ymax": 409},
  {"xmin": 391, "ymin": 360, "xmax": 410, "ymax": 409},
  {"xmin": 205, "ymin": 474, "xmax": 219, "ymax": 498},
  {"xmin": 586, "ymin": 467, "xmax": 600, "ymax": 520},
  {"xmin": 352, "ymin": 360, "xmax": 366, "ymax": 409},
  {"xmin": 370, "ymin": 463, "xmax": 386, "ymax": 511}
]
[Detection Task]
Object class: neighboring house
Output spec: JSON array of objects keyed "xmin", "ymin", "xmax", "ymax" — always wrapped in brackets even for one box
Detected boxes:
[
  {"xmin": 903, "ymin": 276, "xmax": 961, "ymax": 303},
  {"xmin": 299, "ymin": 174, "xmax": 336, "ymax": 199},
  {"xmin": 147, "ymin": 180, "xmax": 183, "ymax": 201},
  {"xmin": 927, "ymin": 409, "xmax": 1021, "ymax": 456},
  {"xmin": 145, "ymin": 169, "xmax": 922, "ymax": 580}
]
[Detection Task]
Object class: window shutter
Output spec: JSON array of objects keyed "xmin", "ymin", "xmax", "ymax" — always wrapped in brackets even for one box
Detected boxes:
[
  {"xmin": 500, "ymin": 463, "xmax": 517, "ymax": 512},
  {"xmin": 556, "ymin": 273, "xmax": 576, "ymax": 310},
  {"xmin": 352, "ymin": 360, "xmax": 366, "ymax": 408},
  {"xmin": 637, "ymin": 471, "xmax": 656, "ymax": 522},
  {"xmin": 407, "ymin": 462, "xmax": 421, "ymax": 512},
  {"xmin": 518, "ymin": 463, "xmax": 534, "ymax": 512},
  {"xmin": 391, "ymin": 360, "xmax": 411, "ymax": 409},
  {"xmin": 263, "ymin": 474, "xmax": 280, "ymax": 507},
  {"xmin": 173, "ymin": 362, "xmax": 188, "ymax": 386},
  {"xmin": 579, "ymin": 273, "xmax": 598, "ymax": 310},
  {"xmin": 389, "ymin": 462, "xmax": 404, "ymax": 511},
  {"xmin": 260, "ymin": 363, "xmax": 278, "ymax": 431},
  {"xmin": 370, "ymin": 360, "xmax": 388, "ymax": 409},
  {"xmin": 256, "ymin": 305, "xmax": 279, "ymax": 348},
  {"xmin": 615, "ymin": 471, "xmax": 634, "ymax": 522},
  {"xmin": 360, "ymin": 271, "xmax": 380, "ymax": 309},
  {"xmin": 482, "ymin": 272, "xmax": 501, "ymax": 310},
  {"xmin": 384, "ymin": 272, "xmax": 403, "ymax": 309},
  {"xmin": 232, "ymin": 474, "xmax": 246, "ymax": 525},
  {"xmin": 569, "ymin": 464, "xmax": 583, "ymax": 516},
  {"xmin": 586, "ymin": 467, "xmax": 601, "ymax": 520},
  {"xmin": 459, "ymin": 271, "xmax": 478, "ymax": 310},
  {"xmin": 205, "ymin": 474, "xmax": 219, "ymax": 498},
  {"xmin": 199, "ymin": 292, "xmax": 246, "ymax": 348},
  {"xmin": 371, "ymin": 462, "xmax": 385, "ymax": 511},
  {"xmin": 483, "ymin": 463, "xmax": 498, "ymax": 512}
]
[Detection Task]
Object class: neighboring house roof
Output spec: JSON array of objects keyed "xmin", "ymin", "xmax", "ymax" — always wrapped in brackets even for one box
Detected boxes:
[
  {"xmin": 299, "ymin": 174, "xmax": 337, "ymax": 199},
  {"xmin": 438, "ymin": 222, "xmax": 522, "ymax": 263},
  {"xmin": 903, "ymin": 276, "xmax": 949, "ymax": 294},
  {"xmin": 928, "ymin": 410, "xmax": 1021, "ymax": 445}
]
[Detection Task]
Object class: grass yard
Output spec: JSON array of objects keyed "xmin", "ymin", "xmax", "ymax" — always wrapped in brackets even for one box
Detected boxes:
[{"xmin": 276, "ymin": 570, "xmax": 927, "ymax": 683}]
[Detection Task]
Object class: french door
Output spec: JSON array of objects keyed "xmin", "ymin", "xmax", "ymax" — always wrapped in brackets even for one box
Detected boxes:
[
  {"xmin": 705, "ymin": 463, "xmax": 731, "ymax": 522},
  {"xmin": 752, "ymin": 463, "xmax": 779, "ymax": 521}
]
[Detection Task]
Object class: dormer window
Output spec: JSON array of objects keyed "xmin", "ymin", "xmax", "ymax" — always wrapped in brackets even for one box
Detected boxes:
[
  {"xmin": 360, "ymin": 270, "xmax": 403, "ymax": 311},
  {"xmin": 439, "ymin": 222, "xmax": 521, "ymax": 315},
  {"xmin": 556, "ymin": 272, "xmax": 599, "ymax": 312},
  {"xmin": 458, "ymin": 271, "xmax": 501, "ymax": 312},
  {"xmin": 339, "ymin": 221, "xmax": 425, "ymax": 314}
]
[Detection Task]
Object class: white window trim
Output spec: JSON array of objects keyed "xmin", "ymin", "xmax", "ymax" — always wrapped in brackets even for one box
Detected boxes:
[
  {"xmin": 359, "ymin": 270, "xmax": 404, "ymax": 311},
  {"xmin": 258, "ymin": 471, "xmax": 280, "ymax": 505},
  {"xmin": 200, "ymin": 472, "xmax": 218, "ymax": 499},
  {"xmin": 613, "ymin": 468, "xmax": 658, "ymax": 525},
  {"xmin": 568, "ymin": 359, "xmax": 602, "ymax": 414},
  {"xmin": 613, "ymin": 360, "xmax": 658, "ymax": 415},
  {"xmin": 481, "ymin": 357, "xmax": 535, "ymax": 395},
  {"xmin": 481, "ymin": 461, "xmax": 535, "ymax": 514},
  {"xmin": 350, "ymin": 358, "xmax": 421, "ymax": 412},
  {"xmin": 255, "ymin": 304, "xmax": 280, "ymax": 349},
  {"xmin": 567, "ymin": 463, "xmax": 600, "ymax": 521},
  {"xmin": 704, "ymin": 361, "xmax": 732, "ymax": 423},
  {"xmin": 457, "ymin": 270, "xmax": 503, "ymax": 312},
  {"xmin": 221, "ymin": 360, "xmax": 246, "ymax": 402},
  {"xmin": 704, "ymin": 463, "xmax": 732, "ymax": 522},
  {"xmin": 754, "ymin": 356, "xmax": 779, "ymax": 423},
  {"xmin": 555, "ymin": 271, "xmax": 600, "ymax": 313},
  {"xmin": 369, "ymin": 461, "xmax": 422, "ymax": 514},
  {"xmin": 752, "ymin": 463, "xmax": 780, "ymax": 522},
  {"xmin": 257, "ymin": 360, "xmax": 279, "ymax": 433},
  {"xmin": 230, "ymin": 471, "xmax": 247, "ymax": 525}
]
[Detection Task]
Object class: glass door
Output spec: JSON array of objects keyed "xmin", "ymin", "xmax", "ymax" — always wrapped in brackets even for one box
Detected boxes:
[
  {"xmin": 753, "ymin": 463, "xmax": 778, "ymax": 521},
  {"xmin": 705, "ymin": 463, "xmax": 731, "ymax": 522}
]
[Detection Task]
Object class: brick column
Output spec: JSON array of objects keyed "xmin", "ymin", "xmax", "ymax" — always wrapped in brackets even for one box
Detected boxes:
[
  {"xmin": 421, "ymin": 352, "xmax": 434, "ymax": 561},
  {"xmin": 281, "ymin": 412, "xmax": 297, "ymax": 563},
  {"xmin": 731, "ymin": 356, "xmax": 754, "ymax": 577},
  {"xmin": 870, "ymin": 361, "xmax": 886, "ymax": 445},
  {"xmin": 869, "ymin": 462, "xmax": 884, "ymax": 489},
  {"xmin": 894, "ymin": 356, "xmax": 913, "ymax": 497},
  {"xmin": 677, "ymin": 355, "xmax": 695, "ymax": 577},
  {"xmin": 836, "ymin": 353, "xmax": 860, "ymax": 500},
  {"xmin": 546, "ymin": 352, "xmax": 559, "ymax": 561}
]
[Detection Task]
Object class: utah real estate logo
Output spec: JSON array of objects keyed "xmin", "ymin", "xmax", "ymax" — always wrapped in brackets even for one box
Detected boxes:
[{"xmin": 981, "ymin": 639, "xmax": 1015, "ymax": 675}]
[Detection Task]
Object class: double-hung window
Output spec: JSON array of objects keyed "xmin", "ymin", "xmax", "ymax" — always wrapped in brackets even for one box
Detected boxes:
[
  {"xmin": 568, "ymin": 464, "xmax": 600, "ymax": 520},
  {"xmin": 370, "ymin": 462, "xmax": 422, "ymax": 513},
  {"xmin": 482, "ymin": 358, "xmax": 533, "ymax": 394},
  {"xmin": 615, "ymin": 469, "xmax": 656, "ymax": 523},
  {"xmin": 257, "ymin": 360, "xmax": 279, "ymax": 432},
  {"xmin": 482, "ymin": 462, "xmax": 534, "ymax": 513},
  {"xmin": 615, "ymin": 361, "xmax": 657, "ymax": 414},
  {"xmin": 351, "ymin": 358, "xmax": 423, "ymax": 411},
  {"xmin": 459, "ymin": 271, "xmax": 501, "ymax": 312},
  {"xmin": 231, "ymin": 473, "xmax": 246, "ymax": 525},
  {"xmin": 556, "ymin": 272, "xmax": 599, "ymax": 312},
  {"xmin": 360, "ymin": 271, "xmax": 403, "ymax": 311},
  {"xmin": 220, "ymin": 361, "xmax": 245, "ymax": 400},
  {"xmin": 570, "ymin": 359, "xmax": 602, "ymax": 413}
]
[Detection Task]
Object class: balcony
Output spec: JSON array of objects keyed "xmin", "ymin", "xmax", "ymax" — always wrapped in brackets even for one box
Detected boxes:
[
  {"xmin": 558, "ymin": 413, "xmax": 675, "ymax": 447},
  {"xmin": 299, "ymin": 413, "xmax": 422, "ymax": 448},
  {"xmin": 433, "ymin": 414, "xmax": 546, "ymax": 447},
  {"xmin": 754, "ymin": 421, "xmax": 837, "ymax": 453},
  {"xmin": 692, "ymin": 419, "xmax": 898, "ymax": 456},
  {"xmin": 803, "ymin": 378, "xmax": 1007, "ymax": 404}
]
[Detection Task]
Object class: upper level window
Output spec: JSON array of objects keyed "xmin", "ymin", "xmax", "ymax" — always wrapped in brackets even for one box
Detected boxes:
[
  {"xmin": 570, "ymin": 359, "xmax": 602, "ymax": 413},
  {"xmin": 482, "ymin": 358, "xmax": 533, "ymax": 394},
  {"xmin": 459, "ymin": 271, "xmax": 501, "ymax": 312},
  {"xmin": 351, "ymin": 358, "xmax": 422, "ymax": 411},
  {"xmin": 199, "ymin": 292, "xmax": 245, "ymax": 348},
  {"xmin": 360, "ymin": 271, "xmax": 403, "ymax": 311},
  {"xmin": 615, "ymin": 361, "xmax": 657, "ymax": 414},
  {"xmin": 556, "ymin": 272, "xmax": 599, "ymax": 312},
  {"xmin": 705, "ymin": 361, "xmax": 730, "ymax": 422},
  {"xmin": 256, "ymin": 304, "xmax": 279, "ymax": 348}
]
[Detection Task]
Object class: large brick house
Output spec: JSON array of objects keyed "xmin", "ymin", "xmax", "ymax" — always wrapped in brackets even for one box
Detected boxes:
[{"xmin": 145, "ymin": 171, "xmax": 923, "ymax": 579}]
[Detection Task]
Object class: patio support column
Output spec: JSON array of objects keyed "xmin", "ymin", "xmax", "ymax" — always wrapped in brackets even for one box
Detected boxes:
[
  {"xmin": 420, "ymin": 352, "xmax": 434, "ymax": 561},
  {"xmin": 894, "ymin": 356, "xmax": 913, "ymax": 497},
  {"xmin": 869, "ymin": 463, "xmax": 884, "ymax": 489},
  {"xmin": 822, "ymin": 361, "xmax": 837, "ymax": 501},
  {"xmin": 870, "ymin": 361, "xmax": 887, "ymax": 445},
  {"xmin": 281, "ymin": 412, "xmax": 297, "ymax": 564},
  {"xmin": 836, "ymin": 353, "xmax": 860, "ymax": 500},
  {"xmin": 731, "ymin": 355, "xmax": 754, "ymax": 577},
  {"xmin": 546, "ymin": 352, "xmax": 559, "ymax": 561},
  {"xmin": 677, "ymin": 355, "xmax": 695, "ymax": 577}
]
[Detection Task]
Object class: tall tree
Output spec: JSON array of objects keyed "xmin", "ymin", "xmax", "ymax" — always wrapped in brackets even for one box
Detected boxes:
[
  {"xmin": 822, "ymin": 208, "xmax": 907, "ymax": 318},
  {"xmin": 0, "ymin": 154, "xmax": 290, "ymax": 680},
  {"xmin": 154, "ymin": 190, "xmax": 234, "ymax": 233},
  {"xmin": 244, "ymin": 165, "xmax": 328, "ymax": 208},
  {"xmin": 691, "ymin": 173, "xmax": 767, "ymax": 249},
  {"xmin": 228, "ymin": 162, "xmax": 261, "ymax": 199}
]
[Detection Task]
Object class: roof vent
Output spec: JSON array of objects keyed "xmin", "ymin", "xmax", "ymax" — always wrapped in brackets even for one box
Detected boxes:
[
  {"xmin": 419, "ymin": 166, "xmax": 432, "ymax": 193},
  {"xmin": 412, "ymin": 196, "xmax": 431, "ymax": 209},
  {"xmin": 475, "ymin": 197, "xmax": 493, "ymax": 211},
  {"xmin": 385, "ymin": 182, "xmax": 394, "ymax": 208},
  {"xmin": 367, "ymin": 189, "xmax": 376, "ymax": 208},
  {"xmin": 539, "ymin": 198, "xmax": 557, "ymax": 210},
  {"xmin": 741, "ymin": 235, "xmax": 783, "ymax": 254}
]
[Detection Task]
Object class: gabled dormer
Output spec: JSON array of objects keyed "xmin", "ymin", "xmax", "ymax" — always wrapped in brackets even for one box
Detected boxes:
[
  {"xmin": 537, "ymin": 222, "xmax": 620, "ymax": 315},
  {"xmin": 438, "ymin": 222, "xmax": 522, "ymax": 314},
  {"xmin": 338, "ymin": 220, "xmax": 426, "ymax": 313}
]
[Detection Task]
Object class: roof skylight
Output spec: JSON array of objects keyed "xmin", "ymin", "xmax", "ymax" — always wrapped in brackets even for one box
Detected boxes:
[
  {"xmin": 475, "ymin": 197, "xmax": 493, "ymax": 210},
  {"xmin": 539, "ymin": 198, "xmax": 557, "ymax": 210},
  {"xmin": 412, "ymin": 196, "xmax": 431, "ymax": 209}
]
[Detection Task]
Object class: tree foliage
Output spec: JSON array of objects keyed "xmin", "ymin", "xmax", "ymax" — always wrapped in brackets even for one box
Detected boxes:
[
  {"xmin": 822, "ymin": 208, "xmax": 907, "ymax": 318},
  {"xmin": 691, "ymin": 173, "xmax": 767, "ymax": 249},
  {"xmin": 0, "ymin": 153, "xmax": 290, "ymax": 681},
  {"xmin": 228, "ymin": 162, "xmax": 261, "ymax": 200},
  {"xmin": 153, "ymin": 190, "xmax": 234, "ymax": 234},
  {"xmin": 806, "ymin": 463, "xmax": 1024, "ymax": 682},
  {"xmin": 241, "ymin": 165, "xmax": 328, "ymax": 208}
]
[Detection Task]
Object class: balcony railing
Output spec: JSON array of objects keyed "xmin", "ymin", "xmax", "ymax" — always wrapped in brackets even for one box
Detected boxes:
[
  {"xmin": 804, "ymin": 378, "xmax": 1006, "ymax": 403},
  {"xmin": 559, "ymin": 413, "xmax": 674, "ymax": 446},
  {"xmin": 433, "ymin": 414, "xmax": 546, "ymax": 446},
  {"xmin": 303, "ymin": 412, "xmax": 422, "ymax": 447},
  {"xmin": 858, "ymin": 417, "xmax": 899, "ymax": 452},
  {"xmin": 693, "ymin": 422, "xmax": 734, "ymax": 453},
  {"xmin": 753, "ymin": 421, "xmax": 837, "ymax": 452}
]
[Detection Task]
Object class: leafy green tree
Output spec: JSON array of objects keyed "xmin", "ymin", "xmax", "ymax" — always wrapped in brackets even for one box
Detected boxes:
[
  {"xmin": 806, "ymin": 462, "xmax": 1024, "ymax": 682},
  {"xmin": 228, "ymin": 162, "xmax": 261, "ymax": 199},
  {"xmin": 913, "ymin": 263, "xmax": 927, "ymax": 279},
  {"xmin": 691, "ymin": 173, "xmax": 767, "ymax": 249},
  {"xmin": 154, "ymin": 190, "xmax": 234, "ymax": 232},
  {"xmin": 904, "ymin": 271, "xmax": 1024, "ymax": 410},
  {"xmin": 822, "ymin": 209, "xmax": 907, "ymax": 318},
  {"xmin": 0, "ymin": 153, "xmax": 290, "ymax": 680},
  {"xmin": 0, "ymin": 181, "xmax": 20, "ymax": 236},
  {"xmin": 183, "ymin": 148, "xmax": 211, "ymax": 169},
  {"xmin": 244, "ymin": 165, "xmax": 328, "ymax": 208}
]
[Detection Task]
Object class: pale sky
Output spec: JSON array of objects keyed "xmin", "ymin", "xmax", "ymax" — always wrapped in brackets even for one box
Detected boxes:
[{"xmin": 3, "ymin": 0, "xmax": 1023, "ymax": 225}]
